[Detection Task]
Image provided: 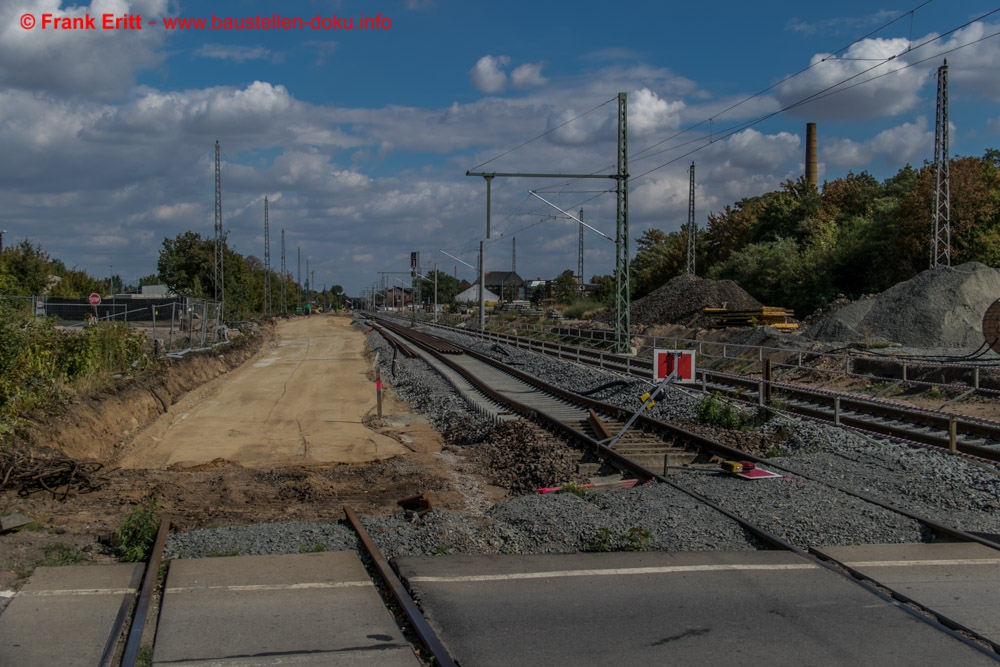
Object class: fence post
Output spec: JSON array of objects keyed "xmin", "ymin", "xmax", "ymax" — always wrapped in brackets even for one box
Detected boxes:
[
  {"xmin": 168, "ymin": 302, "xmax": 175, "ymax": 352},
  {"xmin": 200, "ymin": 301, "xmax": 208, "ymax": 346}
]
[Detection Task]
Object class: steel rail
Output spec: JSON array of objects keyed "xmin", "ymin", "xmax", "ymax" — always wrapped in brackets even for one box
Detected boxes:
[
  {"xmin": 375, "ymin": 317, "xmax": 1000, "ymax": 660},
  {"xmin": 343, "ymin": 505, "xmax": 457, "ymax": 667},
  {"xmin": 120, "ymin": 515, "xmax": 171, "ymax": 667},
  {"xmin": 413, "ymin": 318, "xmax": 1000, "ymax": 463}
]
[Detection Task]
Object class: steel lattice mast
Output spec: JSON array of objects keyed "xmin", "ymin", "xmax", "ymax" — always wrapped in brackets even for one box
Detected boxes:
[
  {"xmin": 577, "ymin": 209, "xmax": 584, "ymax": 285},
  {"xmin": 614, "ymin": 92, "xmax": 630, "ymax": 353},
  {"xmin": 263, "ymin": 197, "xmax": 271, "ymax": 316},
  {"xmin": 686, "ymin": 162, "xmax": 696, "ymax": 275},
  {"xmin": 932, "ymin": 59, "xmax": 951, "ymax": 268},
  {"xmin": 280, "ymin": 229, "xmax": 286, "ymax": 314},
  {"xmin": 214, "ymin": 140, "xmax": 224, "ymax": 309}
]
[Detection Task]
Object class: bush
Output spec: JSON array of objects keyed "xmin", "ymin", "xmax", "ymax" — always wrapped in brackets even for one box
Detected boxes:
[{"xmin": 116, "ymin": 498, "xmax": 161, "ymax": 562}]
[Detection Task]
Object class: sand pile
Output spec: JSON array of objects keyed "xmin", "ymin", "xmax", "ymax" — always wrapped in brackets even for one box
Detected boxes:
[
  {"xmin": 806, "ymin": 262, "xmax": 1000, "ymax": 348},
  {"xmin": 629, "ymin": 274, "xmax": 762, "ymax": 327}
]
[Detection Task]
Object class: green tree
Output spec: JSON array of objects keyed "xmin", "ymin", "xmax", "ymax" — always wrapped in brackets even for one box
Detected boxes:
[
  {"xmin": 551, "ymin": 269, "xmax": 578, "ymax": 304},
  {"xmin": 589, "ymin": 274, "xmax": 615, "ymax": 304},
  {"xmin": 157, "ymin": 232, "xmax": 215, "ymax": 297},
  {"xmin": 419, "ymin": 270, "xmax": 460, "ymax": 306},
  {"xmin": 630, "ymin": 228, "xmax": 687, "ymax": 298},
  {"xmin": 0, "ymin": 240, "xmax": 52, "ymax": 296}
]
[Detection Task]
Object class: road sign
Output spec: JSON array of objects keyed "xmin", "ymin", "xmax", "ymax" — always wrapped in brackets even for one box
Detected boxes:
[
  {"xmin": 89, "ymin": 293, "xmax": 101, "ymax": 306},
  {"xmin": 653, "ymin": 349, "xmax": 696, "ymax": 383}
]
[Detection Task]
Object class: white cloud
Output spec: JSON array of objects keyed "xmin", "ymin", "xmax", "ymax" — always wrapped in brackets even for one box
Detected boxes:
[
  {"xmin": 511, "ymin": 62, "xmax": 548, "ymax": 89},
  {"xmin": 824, "ymin": 118, "xmax": 932, "ymax": 168},
  {"xmin": 940, "ymin": 21, "xmax": 1000, "ymax": 101},
  {"xmin": 630, "ymin": 88, "xmax": 685, "ymax": 136},
  {"xmin": 775, "ymin": 37, "xmax": 929, "ymax": 120},
  {"xmin": 0, "ymin": 0, "xmax": 168, "ymax": 101},
  {"xmin": 194, "ymin": 44, "xmax": 282, "ymax": 64},
  {"xmin": 469, "ymin": 55, "xmax": 510, "ymax": 93}
]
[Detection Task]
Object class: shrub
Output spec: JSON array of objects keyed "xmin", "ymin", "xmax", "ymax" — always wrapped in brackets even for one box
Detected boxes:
[{"xmin": 116, "ymin": 498, "xmax": 161, "ymax": 562}]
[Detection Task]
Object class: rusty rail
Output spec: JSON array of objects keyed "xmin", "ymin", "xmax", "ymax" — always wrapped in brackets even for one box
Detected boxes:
[{"xmin": 344, "ymin": 505, "xmax": 457, "ymax": 667}]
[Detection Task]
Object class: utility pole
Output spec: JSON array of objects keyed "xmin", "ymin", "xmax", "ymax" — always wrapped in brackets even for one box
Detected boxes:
[
  {"xmin": 263, "ymin": 197, "xmax": 271, "ymax": 316},
  {"xmin": 932, "ymin": 59, "xmax": 951, "ymax": 268},
  {"xmin": 577, "ymin": 209, "xmax": 584, "ymax": 285},
  {"xmin": 687, "ymin": 162, "xmax": 696, "ymax": 275},
  {"xmin": 0, "ymin": 230, "xmax": 5, "ymax": 253},
  {"xmin": 512, "ymin": 237, "xmax": 516, "ymax": 273},
  {"xmin": 280, "ymin": 229, "xmax": 286, "ymax": 314},
  {"xmin": 297, "ymin": 246, "xmax": 301, "ymax": 308},
  {"xmin": 214, "ymin": 140, "xmax": 224, "ymax": 312}
]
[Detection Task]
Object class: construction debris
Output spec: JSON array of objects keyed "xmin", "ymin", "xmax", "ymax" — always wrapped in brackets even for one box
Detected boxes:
[{"xmin": 0, "ymin": 445, "xmax": 105, "ymax": 500}]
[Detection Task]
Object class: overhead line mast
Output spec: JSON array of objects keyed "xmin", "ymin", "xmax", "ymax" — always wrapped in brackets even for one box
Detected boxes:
[
  {"xmin": 214, "ymin": 140, "xmax": 224, "ymax": 312},
  {"xmin": 264, "ymin": 197, "xmax": 271, "ymax": 316},
  {"xmin": 686, "ymin": 162, "xmax": 695, "ymax": 275},
  {"xmin": 280, "ymin": 229, "xmax": 286, "ymax": 314},
  {"xmin": 932, "ymin": 59, "xmax": 951, "ymax": 268},
  {"xmin": 467, "ymin": 91, "xmax": 630, "ymax": 353}
]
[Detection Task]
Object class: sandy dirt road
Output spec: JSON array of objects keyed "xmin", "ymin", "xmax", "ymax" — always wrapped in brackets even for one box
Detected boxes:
[{"xmin": 118, "ymin": 315, "xmax": 418, "ymax": 468}]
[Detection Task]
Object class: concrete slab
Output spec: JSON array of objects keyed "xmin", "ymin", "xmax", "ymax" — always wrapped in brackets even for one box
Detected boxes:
[
  {"xmin": 0, "ymin": 563, "xmax": 142, "ymax": 667},
  {"xmin": 815, "ymin": 542, "xmax": 1000, "ymax": 643},
  {"xmin": 153, "ymin": 551, "xmax": 419, "ymax": 666},
  {"xmin": 397, "ymin": 550, "xmax": 998, "ymax": 666}
]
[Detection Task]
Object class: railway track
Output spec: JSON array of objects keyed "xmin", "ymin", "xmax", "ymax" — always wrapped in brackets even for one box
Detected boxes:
[
  {"xmin": 370, "ymin": 315, "xmax": 1000, "ymax": 658},
  {"xmin": 104, "ymin": 511, "xmax": 457, "ymax": 667},
  {"xmin": 406, "ymin": 318, "xmax": 1000, "ymax": 463}
]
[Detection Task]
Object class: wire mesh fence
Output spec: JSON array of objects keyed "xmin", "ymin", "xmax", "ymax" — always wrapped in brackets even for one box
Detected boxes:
[{"xmin": 0, "ymin": 295, "xmax": 226, "ymax": 354}]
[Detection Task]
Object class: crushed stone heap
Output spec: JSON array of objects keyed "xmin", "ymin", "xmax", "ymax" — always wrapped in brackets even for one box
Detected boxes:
[
  {"xmin": 806, "ymin": 262, "xmax": 1000, "ymax": 348},
  {"xmin": 629, "ymin": 274, "xmax": 762, "ymax": 327}
]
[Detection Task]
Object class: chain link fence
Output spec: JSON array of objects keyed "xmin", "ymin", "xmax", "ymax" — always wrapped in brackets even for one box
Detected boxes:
[{"xmin": 0, "ymin": 295, "xmax": 226, "ymax": 354}]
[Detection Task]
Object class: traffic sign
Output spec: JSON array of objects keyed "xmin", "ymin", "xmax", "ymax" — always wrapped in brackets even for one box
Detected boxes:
[
  {"xmin": 89, "ymin": 293, "xmax": 101, "ymax": 306},
  {"xmin": 653, "ymin": 349, "xmax": 696, "ymax": 383}
]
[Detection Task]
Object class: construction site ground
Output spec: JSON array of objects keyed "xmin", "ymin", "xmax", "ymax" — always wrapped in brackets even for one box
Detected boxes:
[{"xmin": 0, "ymin": 315, "xmax": 505, "ymax": 607}]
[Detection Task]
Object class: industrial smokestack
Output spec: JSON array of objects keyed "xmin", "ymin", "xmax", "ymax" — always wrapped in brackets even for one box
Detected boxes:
[{"xmin": 805, "ymin": 123, "xmax": 818, "ymax": 189}]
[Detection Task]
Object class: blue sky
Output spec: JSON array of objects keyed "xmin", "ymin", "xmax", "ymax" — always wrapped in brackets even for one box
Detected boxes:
[{"xmin": 1, "ymin": 0, "xmax": 999, "ymax": 297}]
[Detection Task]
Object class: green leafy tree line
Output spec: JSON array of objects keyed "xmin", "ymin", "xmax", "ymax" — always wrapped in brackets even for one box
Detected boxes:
[{"xmin": 617, "ymin": 149, "xmax": 1000, "ymax": 315}]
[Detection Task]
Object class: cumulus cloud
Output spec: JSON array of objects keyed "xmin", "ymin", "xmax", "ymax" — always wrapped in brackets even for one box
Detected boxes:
[
  {"xmin": 0, "ymin": 0, "xmax": 168, "ymax": 101},
  {"xmin": 775, "ymin": 37, "xmax": 929, "ymax": 120},
  {"xmin": 469, "ymin": 55, "xmax": 510, "ymax": 93},
  {"xmin": 824, "ymin": 118, "xmax": 932, "ymax": 169},
  {"xmin": 511, "ymin": 62, "xmax": 548, "ymax": 89},
  {"xmin": 939, "ymin": 21, "xmax": 1000, "ymax": 101},
  {"xmin": 630, "ymin": 88, "xmax": 685, "ymax": 136}
]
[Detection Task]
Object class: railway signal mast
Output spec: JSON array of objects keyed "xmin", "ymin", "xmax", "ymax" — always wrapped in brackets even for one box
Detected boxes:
[{"xmin": 932, "ymin": 60, "xmax": 951, "ymax": 268}]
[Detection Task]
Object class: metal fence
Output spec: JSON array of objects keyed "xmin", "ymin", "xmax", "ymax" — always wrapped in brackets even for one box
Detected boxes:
[{"xmin": 0, "ymin": 295, "xmax": 226, "ymax": 354}]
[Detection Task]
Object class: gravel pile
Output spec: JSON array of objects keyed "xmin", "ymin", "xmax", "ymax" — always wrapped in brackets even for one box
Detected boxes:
[
  {"xmin": 165, "ymin": 318, "xmax": 1000, "ymax": 562},
  {"xmin": 806, "ymin": 262, "xmax": 1000, "ymax": 348},
  {"xmin": 627, "ymin": 274, "xmax": 762, "ymax": 327}
]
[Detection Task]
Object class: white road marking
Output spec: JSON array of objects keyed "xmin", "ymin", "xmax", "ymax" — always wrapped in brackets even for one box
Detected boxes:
[
  {"xmin": 843, "ymin": 559, "xmax": 1000, "ymax": 568},
  {"xmin": 167, "ymin": 581, "xmax": 373, "ymax": 593},
  {"xmin": 408, "ymin": 563, "xmax": 819, "ymax": 583},
  {"xmin": 17, "ymin": 588, "xmax": 135, "ymax": 597}
]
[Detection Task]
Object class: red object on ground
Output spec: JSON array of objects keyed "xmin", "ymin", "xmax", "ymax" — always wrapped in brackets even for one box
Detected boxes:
[{"xmin": 736, "ymin": 468, "xmax": 782, "ymax": 480}]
